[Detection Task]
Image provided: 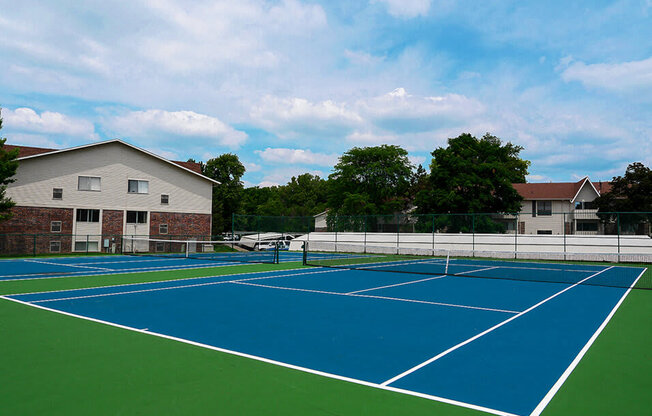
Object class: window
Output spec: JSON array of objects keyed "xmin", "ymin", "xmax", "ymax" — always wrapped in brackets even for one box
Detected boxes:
[
  {"xmin": 128, "ymin": 179, "xmax": 149, "ymax": 194},
  {"xmin": 161, "ymin": 194, "xmax": 169, "ymax": 204},
  {"xmin": 126, "ymin": 211, "xmax": 148, "ymax": 224},
  {"xmin": 159, "ymin": 223, "xmax": 168, "ymax": 234},
  {"xmin": 536, "ymin": 201, "xmax": 552, "ymax": 216},
  {"xmin": 155, "ymin": 242, "xmax": 166, "ymax": 252},
  {"xmin": 51, "ymin": 221, "xmax": 62, "ymax": 233},
  {"xmin": 75, "ymin": 241, "xmax": 99, "ymax": 252},
  {"xmin": 537, "ymin": 230, "xmax": 553, "ymax": 235},
  {"xmin": 50, "ymin": 241, "xmax": 61, "ymax": 253},
  {"xmin": 78, "ymin": 176, "xmax": 101, "ymax": 191},
  {"xmin": 576, "ymin": 220, "xmax": 598, "ymax": 232},
  {"xmin": 575, "ymin": 201, "xmax": 596, "ymax": 210},
  {"xmin": 76, "ymin": 209, "xmax": 100, "ymax": 222},
  {"xmin": 53, "ymin": 188, "xmax": 63, "ymax": 200}
]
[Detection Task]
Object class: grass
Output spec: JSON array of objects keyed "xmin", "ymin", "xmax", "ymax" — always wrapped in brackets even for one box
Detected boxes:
[{"xmin": 0, "ymin": 258, "xmax": 650, "ymax": 415}]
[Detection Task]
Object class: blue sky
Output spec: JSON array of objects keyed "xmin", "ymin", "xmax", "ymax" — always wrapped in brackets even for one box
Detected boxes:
[{"xmin": 0, "ymin": 0, "xmax": 650, "ymax": 186}]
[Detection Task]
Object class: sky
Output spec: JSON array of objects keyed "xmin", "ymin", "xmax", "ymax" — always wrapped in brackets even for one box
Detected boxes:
[{"xmin": 0, "ymin": 0, "xmax": 650, "ymax": 187}]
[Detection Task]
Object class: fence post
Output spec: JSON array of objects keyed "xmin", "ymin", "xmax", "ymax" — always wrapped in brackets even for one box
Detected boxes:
[
  {"xmin": 514, "ymin": 213, "xmax": 519, "ymax": 259},
  {"xmin": 231, "ymin": 213, "xmax": 235, "ymax": 240},
  {"xmin": 363, "ymin": 215, "xmax": 367, "ymax": 254},
  {"xmin": 617, "ymin": 212, "xmax": 621, "ymax": 262},
  {"xmin": 86, "ymin": 234, "xmax": 89, "ymax": 254},
  {"xmin": 396, "ymin": 213, "xmax": 400, "ymax": 254},
  {"xmin": 335, "ymin": 215, "xmax": 338, "ymax": 253},
  {"xmin": 563, "ymin": 212, "xmax": 567, "ymax": 260},
  {"xmin": 472, "ymin": 213, "xmax": 475, "ymax": 256},
  {"xmin": 432, "ymin": 214, "xmax": 435, "ymax": 256},
  {"xmin": 33, "ymin": 234, "xmax": 36, "ymax": 256}
]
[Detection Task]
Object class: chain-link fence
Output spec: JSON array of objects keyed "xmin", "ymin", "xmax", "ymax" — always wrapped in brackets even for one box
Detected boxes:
[{"xmin": 235, "ymin": 212, "xmax": 652, "ymax": 263}]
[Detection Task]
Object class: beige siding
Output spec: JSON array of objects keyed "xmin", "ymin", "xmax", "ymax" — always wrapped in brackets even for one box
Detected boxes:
[
  {"xmin": 519, "ymin": 200, "xmax": 571, "ymax": 234},
  {"xmin": 7, "ymin": 142, "xmax": 212, "ymax": 214}
]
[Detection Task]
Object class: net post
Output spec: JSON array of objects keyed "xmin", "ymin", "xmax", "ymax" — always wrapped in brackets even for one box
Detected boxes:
[
  {"xmin": 302, "ymin": 241, "xmax": 307, "ymax": 265},
  {"xmin": 563, "ymin": 212, "xmax": 567, "ymax": 261},
  {"xmin": 363, "ymin": 215, "xmax": 367, "ymax": 254}
]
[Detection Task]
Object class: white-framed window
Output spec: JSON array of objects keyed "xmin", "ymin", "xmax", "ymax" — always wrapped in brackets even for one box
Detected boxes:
[
  {"xmin": 161, "ymin": 194, "xmax": 169, "ymax": 204},
  {"xmin": 50, "ymin": 241, "xmax": 61, "ymax": 253},
  {"xmin": 159, "ymin": 224, "xmax": 168, "ymax": 234},
  {"xmin": 51, "ymin": 221, "xmax": 62, "ymax": 233},
  {"xmin": 76, "ymin": 209, "xmax": 100, "ymax": 223},
  {"xmin": 78, "ymin": 176, "xmax": 101, "ymax": 191},
  {"xmin": 536, "ymin": 201, "xmax": 552, "ymax": 216},
  {"xmin": 53, "ymin": 188, "xmax": 63, "ymax": 200},
  {"xmin": 126, "ymin": 211, "xmax": 148, "ymax": 224},
  {"xmin": 128, "ymin": 179, "xmax": 149, "ymax": 194},
  {"xmin": 75, "ymin": 241, "xmax": 99, "ymax": 252}
]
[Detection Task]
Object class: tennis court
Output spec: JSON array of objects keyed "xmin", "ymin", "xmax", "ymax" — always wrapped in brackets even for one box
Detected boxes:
[{"xmin": 2, "ymin": 251, "xmax": 645, "ymax": 416}]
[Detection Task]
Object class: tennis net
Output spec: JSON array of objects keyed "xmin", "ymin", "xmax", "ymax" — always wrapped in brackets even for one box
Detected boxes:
[
  {"xmin": 123, "ymin": 237, "xmax": 279, "ymax": 264},
  {"xmin": 303, "ymin": 242, "xmax": 651, "ymax": 289}
]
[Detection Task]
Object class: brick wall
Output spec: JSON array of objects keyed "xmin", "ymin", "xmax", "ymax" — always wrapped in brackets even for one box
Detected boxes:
[
  {"xmin": 102, "ymin": 209, "xmax": 124, "ymax": 235},
  {"xmin": 149, "ymin": 212, "xmax": 211, "ymax": 237},
  {"xmin": 0, "ymin": 206, "xmax": 74, "ymax": 254}
]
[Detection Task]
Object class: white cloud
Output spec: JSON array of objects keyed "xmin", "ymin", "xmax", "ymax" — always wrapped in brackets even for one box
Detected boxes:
[
  {"xmin": 110, "ymin": 109, "xmax": 247, "ymax": 148},
  {"xmin": 244, "ymin": 161, "xmax": 262, "ymax": 172},
  {"xmin": 561, "ymin": 56, "xmax": 652, "ymax": 93},
  {"xmin": 409, "ymin": 155, "xmax": 426, "ymax": 166},
  {"xmin": 255, "ymin": 148, "xmax": 338, "ymax": 166},
  {"xmin": 259, "ymin": 167, "xmax": 326, "ymax": 187},
  {"xmin": 373, "ymin": 0, "xmax": 431, "ymax": 18},
  {"xmin": 3, "ymin": 107, "xmax": 97, "ymax": 139},
  {"xmin": 249, "ymin": 95, "xmax": 362, "ymax": 137},
  {"xmin": 358, "ymin": 88, "xmax": 485, "ymax": 132}
]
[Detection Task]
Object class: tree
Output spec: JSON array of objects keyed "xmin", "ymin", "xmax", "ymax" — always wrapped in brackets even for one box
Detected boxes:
[
  {"xmin": 203, "ymin": 154, "xmax": 245, "ymax": 235},
  {"xmin": 0, "ymin": 108, "xmax": 20, "ymax": 221},
  {"xmin": 415, "ymin": 133, "xmax": 529, "ymax": 231},
  {"xmin": 594, "ymin": 162, "xmax": 652, "ymax": 233},
  {"xmin": 327, "ymin": 145, "xmax": 414, "ymax": 215}
]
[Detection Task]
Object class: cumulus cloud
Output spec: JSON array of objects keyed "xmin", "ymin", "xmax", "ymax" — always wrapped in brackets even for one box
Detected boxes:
[
  {"xmin": 358, "ymin": 88, "xmax": 486, "ymax": 133},
  {"xmin": 258, "ymin": 167, "xmax": 326, "ymax": 187},
  {"xmin": 561, "ymin": 56, "xmax": 652, "ymax": 93},
  {"xmin": 249, "ymin": 95, "xmax": 362, "ymax": 137},
  {"xmin": 2, "ymin": 107, "xmax": 97, "ymax": 139},
  {"xmin": 255, "ymin": 148, "xmax": 338, "ymax": 166},
  {"xmin": 373, "ymin": 0, "xmax": 431, "ymax": 18},
  {"xmin": 110, "ymin": 109, "xmax": 247, "ymax": 148}
]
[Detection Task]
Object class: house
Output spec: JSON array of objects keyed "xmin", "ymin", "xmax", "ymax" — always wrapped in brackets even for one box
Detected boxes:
[
  {"xmin": 510, "ymin": 176, "xmax": 611, "ymax": 235},
  {"xmin": 0, "ymin": 139, "xmax": 218, "ymax": 254}
]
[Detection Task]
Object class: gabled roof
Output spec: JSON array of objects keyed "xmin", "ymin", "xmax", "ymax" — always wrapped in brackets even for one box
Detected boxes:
[
  {"xmin": 5, "ymin": 140, "xmax": 218, "ymax": 184},
  {"xmin": 512, "ymin": 177, "xmax": 612, "ymax": 200}
]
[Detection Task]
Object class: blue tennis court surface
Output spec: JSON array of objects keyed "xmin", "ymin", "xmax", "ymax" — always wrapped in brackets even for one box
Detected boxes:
[
  {"xmin": 0, "ymin": 251, "xmax": 319, "ymax": 280},
  {"xmin": 4, "ymin": 258, "xmax": 646, "ymax": 416}
]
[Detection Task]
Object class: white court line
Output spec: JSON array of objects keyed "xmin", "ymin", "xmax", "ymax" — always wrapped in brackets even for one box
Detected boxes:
[
  {"xmin": 380, "ymin": 266, "xmax": 615, "ymax": 387},
  {"xmin": 529, "ymin": 267, "xmax": 647, "ymax": 416},
  {"xmin": 234, "ymin": 281, "xmax": 519, "ymax": 314},
  {"xmin": 67, "ymin": 257, "xmax": 188, "ymax": 265},
  {"xmin": 0, "ymin": 295, "xmax": 517, "ymax": 416},
  {"xmin": 448, "ymin": 260, "xmax": 604, "ymax": 274},
  {"xmin": 26, "ymin": 269, "xmax": 346, "ymax": 303},
  {"xmin": 457, "ymin": 266, "xmax": 500, "ymax": 274},
  {"xmin": 346, "ymin": 275, "xmax": 447, "ymax": 294},
  {"xmin": 25, "ymin": 259, "xmax": 113, "ymax": 271},
  {"xmin": 0, "ymin": 259, "xmax": 275, "ymax": 281}
]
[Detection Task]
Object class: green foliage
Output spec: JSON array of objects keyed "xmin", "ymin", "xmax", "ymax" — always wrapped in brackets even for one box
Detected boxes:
[
  {"xmin": 241, "ymin": 173, "xmax": 328, "ymax": 217},
  {"xmin": 328, "ymin": 145, "xmax": 414, "ymax": 216},
  {"xmin": 0, "ymin": 109, "xmax": 20, "ymax": 222},
  {"xmin": 416, "ymin": 133, "xmax": 529, "ymax": 215},
  {"xmin": 203, "ymin": 154, "xmax": 245, "ymax": 234},
  {"xmin": 594, "ymin": 162, "xmax": 652, "ymax": 230}
]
